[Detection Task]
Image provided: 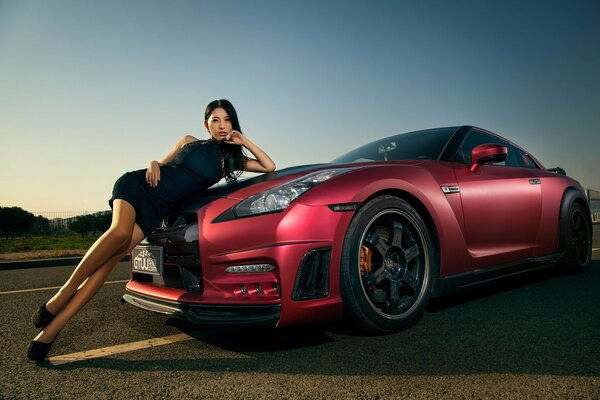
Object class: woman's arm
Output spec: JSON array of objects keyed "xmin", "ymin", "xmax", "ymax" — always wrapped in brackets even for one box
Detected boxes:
[
  {"xmin": 225, "ymin": 131, "xmax": 276, "ymax": 173},
  {"xmin": 146, "ymin": 135, "xmax": 198, "ymax": 187}
]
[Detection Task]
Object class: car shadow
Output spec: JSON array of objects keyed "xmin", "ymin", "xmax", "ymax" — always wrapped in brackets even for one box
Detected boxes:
[
  {"xmin": 45, "ymin": 260, "xmax": 600, "ymax": 377},
  {"xmin": 170, "ymin": 319, "xmax": 337, "ymax": 352},
  {"xmin": 426, "ymin": 264, "xmax": 562, "ymax": 312}
]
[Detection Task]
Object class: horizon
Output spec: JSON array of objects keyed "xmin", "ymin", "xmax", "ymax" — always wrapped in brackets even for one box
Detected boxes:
[{"xmin": 18, "ymin": 178, "xmax": 600, "ymax": 221}]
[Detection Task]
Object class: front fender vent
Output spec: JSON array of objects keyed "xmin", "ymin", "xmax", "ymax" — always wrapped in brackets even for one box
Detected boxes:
[{"xmin": 292, "ymin": 247, "xmax": 332, "ymax": 301}]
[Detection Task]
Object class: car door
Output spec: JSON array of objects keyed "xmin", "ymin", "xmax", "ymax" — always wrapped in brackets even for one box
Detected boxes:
[{"xmin": 453, "ymin": 129, "xmax": 542, "ymax": 269}]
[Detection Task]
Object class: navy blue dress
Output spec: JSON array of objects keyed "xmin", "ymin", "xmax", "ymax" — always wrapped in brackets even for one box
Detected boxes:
[{"xmin": 109, "ymin": 139, "xmax": 224, "ymax": 236}]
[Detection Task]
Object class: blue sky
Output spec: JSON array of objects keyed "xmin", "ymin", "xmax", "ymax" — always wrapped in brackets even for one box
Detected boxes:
[{"xmin": 1, "ymin": 0, "xmax": 599, "ymax": 214}]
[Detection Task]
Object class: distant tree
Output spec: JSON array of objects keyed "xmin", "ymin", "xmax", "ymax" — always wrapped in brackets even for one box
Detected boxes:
[
  {"xmin": 31, "ymin": 215, "xmax": 51, "ymax": 235},
  {"xmin": 70, "ymin": 211, "xmax": 111, "ymax": 237},
  {"xmin": 91, "ymin": 211, "xmax": 111, "ymax": 236},
  {"xmin": 0, "ymin": 207, "xmax": 36, "ymax": 239},
  {"xmin": 70, "ymin": 214, "xmax": 94, "ymax": 238}
]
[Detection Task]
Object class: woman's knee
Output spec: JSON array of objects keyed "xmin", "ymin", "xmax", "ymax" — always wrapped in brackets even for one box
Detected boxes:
[{"xmin": 105, "ymin": 226, "xmax": 134, "ymax": 250}]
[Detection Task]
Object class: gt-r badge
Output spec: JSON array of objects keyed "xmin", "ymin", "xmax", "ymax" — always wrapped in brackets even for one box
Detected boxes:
[{"xmin": 441, "ymin": 185, "xmax": 460, "ymax": 194}]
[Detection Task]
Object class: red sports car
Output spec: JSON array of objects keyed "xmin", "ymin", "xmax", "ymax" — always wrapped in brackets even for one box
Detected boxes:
[{"xmin": 122, "ymin": 126, "xmax": 592, "ymax": 333}]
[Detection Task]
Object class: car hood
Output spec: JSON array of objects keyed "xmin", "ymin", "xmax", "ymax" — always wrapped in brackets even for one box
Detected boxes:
[
  {"xmin": 175, "ymin": 160, "xmax": 426, "ymax": 215},
  {"xmin": 176, "ymin": 163, "xmax": 328, "ymax": 214}
]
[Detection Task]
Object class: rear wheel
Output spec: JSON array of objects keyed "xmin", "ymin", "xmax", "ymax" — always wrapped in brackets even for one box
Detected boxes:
[
  {"xmin": 340, "ymin": 196, "xmax": 435, "ymax": 334},
  {"xmin": 559, "ymin": 201, "xmax": 592, "ymax": 273}
]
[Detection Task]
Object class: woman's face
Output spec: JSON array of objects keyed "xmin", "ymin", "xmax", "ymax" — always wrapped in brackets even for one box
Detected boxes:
[{"xmin": 205, "ymin": 107, "xmax": 233, "ymax": 142}]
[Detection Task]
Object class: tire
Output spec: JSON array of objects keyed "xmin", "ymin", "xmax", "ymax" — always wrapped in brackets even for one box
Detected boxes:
[
  {"xmin": 340, "ymin": 195, "xmax": 435, "ymax": 334},
  {"xmin": 558, "ymin": 201, "xmax": 592, "ymax": 274}
]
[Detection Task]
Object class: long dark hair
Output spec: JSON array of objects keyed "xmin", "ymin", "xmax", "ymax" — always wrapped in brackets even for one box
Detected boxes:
[{"xmin": 204, "ymin": 99, "xmax": 247, "ymax": 182}]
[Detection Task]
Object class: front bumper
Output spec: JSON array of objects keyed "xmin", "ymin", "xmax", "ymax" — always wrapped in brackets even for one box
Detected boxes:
[
  {"xmin": 122, "ymin": 290, "xmax": 281, "ymax": 327},
  {"xmin": 124, "ymin": 201, "xmax": 355, "ymax": 327}
]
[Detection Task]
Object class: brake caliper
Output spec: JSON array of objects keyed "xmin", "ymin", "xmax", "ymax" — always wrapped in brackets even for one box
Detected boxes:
[{"xmin": 359, "ymin": 245, "xmax": 373, "ymax": 276}]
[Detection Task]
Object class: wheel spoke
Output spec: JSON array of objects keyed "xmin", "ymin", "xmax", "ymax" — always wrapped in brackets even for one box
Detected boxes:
[
  {"xmin": 403, "ymin": 243, "xmax": 420, "ymax": 264},
  {"xmin": 381, "ymin": 278, "xmax": 401, "ymax": 313},
  {"xmin": 363, "ymin": 266, "xmax": 388, "ymax": 287},
  {"xmin": 401, "ymin": 269, "xmax": 418, "ymax": 292},
  {"xmin": 383, "ymin": 299, "xmax": 400, "ymax": 313},
  {"xmin": 389, "ymin": 220, "xmax": 404, "ymax": 249},
  {"xmin": 574, "ymin": 245, "xmax": 582, "ymax": 261},
  {"xmin": 573, "ymin": 214, "xmax": 582, "ymax": 233},
  {"xmin": 389, "ymin": 278, "xmax": 401, "ymax": 301},
  {"xmin": 364, "ymin": 231, "xmax": 389, "ymax": 258}
]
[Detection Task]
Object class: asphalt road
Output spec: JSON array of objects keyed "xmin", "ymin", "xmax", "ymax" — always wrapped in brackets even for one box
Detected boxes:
[{"xmin": 1, "ymin": 229, "xmax": 599, "ymax": 399}]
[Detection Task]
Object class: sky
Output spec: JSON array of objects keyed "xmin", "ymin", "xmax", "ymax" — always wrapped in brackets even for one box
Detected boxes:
[{"xmin": 1, "ymin": 0, "xmax": 599, "ymax": 215}]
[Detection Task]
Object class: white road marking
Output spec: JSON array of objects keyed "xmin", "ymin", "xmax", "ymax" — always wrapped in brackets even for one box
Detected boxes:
[
  {"xmin": 49, "ymin": 333, "xmax": 194, "ymax": 365},
  {"xmin": 0, "ymin": 280, "xmax": 129, "ymax": 296},
  {"xmin": 592, "ymin": 248, "xmax": 600, "ymax": 253}
]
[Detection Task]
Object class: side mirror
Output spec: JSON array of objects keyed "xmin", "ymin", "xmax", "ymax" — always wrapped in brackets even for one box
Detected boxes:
[{"xmin": 470, "ymin": 143, "xmax": 507, "ymax": 172}]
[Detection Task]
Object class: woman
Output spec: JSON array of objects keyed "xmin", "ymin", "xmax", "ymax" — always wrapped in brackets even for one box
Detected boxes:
[{"xmin": 28, "ymin": 99, "xmax": 276, "ymax": 361}]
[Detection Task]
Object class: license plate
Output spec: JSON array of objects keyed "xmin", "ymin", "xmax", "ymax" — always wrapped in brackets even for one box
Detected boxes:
[{"xmin": 131, "ymin": 245, "xmax": 163, "ymax": 275}]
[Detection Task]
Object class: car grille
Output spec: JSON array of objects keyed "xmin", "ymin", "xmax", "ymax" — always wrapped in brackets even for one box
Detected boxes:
[{"xmin": 133, "ymin": 215, "xmax": 202, "ymax": 293}]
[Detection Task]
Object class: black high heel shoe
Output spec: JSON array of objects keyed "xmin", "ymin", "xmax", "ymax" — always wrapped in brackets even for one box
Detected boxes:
[
  {"xmin": 31, "ymin": 304, "xmax": 55, "ymax": 329},
  {"xmin": 27, "ymin": 336, "xmax": 57, "ymax": 362}
]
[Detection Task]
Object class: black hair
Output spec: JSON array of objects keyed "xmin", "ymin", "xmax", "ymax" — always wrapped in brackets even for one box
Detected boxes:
[{"xmin": 204, "ymin": 99, "xmax": 247, "ymax": 182}]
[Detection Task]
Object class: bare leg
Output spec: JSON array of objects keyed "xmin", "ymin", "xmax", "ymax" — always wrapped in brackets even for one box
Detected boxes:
[
  {"xmin": 45, "ymin": 200, "xmax": 139, "ymax": 315},
  {"xmin": 32, "ymin": 200, "xmax": 143, "ymax": 342},
  {"xmin": 34, "ymin": 222, "xmax": 144, "ymax": 344}
]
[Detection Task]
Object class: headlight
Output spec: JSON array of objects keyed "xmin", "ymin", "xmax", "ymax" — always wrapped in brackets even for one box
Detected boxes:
[{"xmin": 233, "ymin": 168, "xmax": 355, "ymax": 217}]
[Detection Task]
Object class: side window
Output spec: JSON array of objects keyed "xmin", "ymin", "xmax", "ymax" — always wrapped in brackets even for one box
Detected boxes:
[
  {"xmin": 457, "ymin": 130, "xmax": 508, "ymax": 166},
  {"xmin": 457, "ymin": 129, "xmax": 540, "ymax": 169},
  {"xmin": 510, "ymin": 146, "xmax": 539, "ymax": 169},
  {"xmin": 504, "ymin": 144, "xmax": 521, "ymax": 167}
]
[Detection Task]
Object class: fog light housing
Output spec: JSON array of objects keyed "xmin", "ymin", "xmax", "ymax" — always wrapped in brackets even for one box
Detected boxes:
[{"xmin": 225, "ymin": 264, "xmax": 276, "ymax": 273}]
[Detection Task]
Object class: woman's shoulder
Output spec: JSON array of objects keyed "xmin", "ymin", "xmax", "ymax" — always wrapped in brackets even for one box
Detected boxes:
[{"xmin": 179, "ymin": 135, "xmax": 200, "ymax": 148}]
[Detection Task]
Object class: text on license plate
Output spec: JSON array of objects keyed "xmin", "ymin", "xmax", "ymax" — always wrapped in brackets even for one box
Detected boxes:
[{"xmin": 132, "ymin": 246, "xmax": 163, "ymax": 275}]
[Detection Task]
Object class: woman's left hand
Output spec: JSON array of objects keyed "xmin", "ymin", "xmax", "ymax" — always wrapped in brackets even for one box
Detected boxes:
[
  {"xmin": 227, "ymin": 131, "xmax": 276, "ymax": 173},
  {"xmin": 224, "ymin": 130, "xmax": 246, "ymax": 146}
]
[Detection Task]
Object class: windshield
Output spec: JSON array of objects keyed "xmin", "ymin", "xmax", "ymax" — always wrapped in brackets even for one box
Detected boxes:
[{"xmin": 332, "ymin": 127, "xmax": 458, "ymax": 163}]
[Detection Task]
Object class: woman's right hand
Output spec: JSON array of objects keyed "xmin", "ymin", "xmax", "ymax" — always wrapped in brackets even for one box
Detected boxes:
[{"xmin": 146, "ymin": 161, "xmax": 161, "ymax": 188}]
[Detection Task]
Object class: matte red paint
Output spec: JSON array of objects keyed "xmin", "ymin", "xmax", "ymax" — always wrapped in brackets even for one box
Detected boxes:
[{"xmin": 125, "ymin": 126, "xmax": 588, "ymax": 328}]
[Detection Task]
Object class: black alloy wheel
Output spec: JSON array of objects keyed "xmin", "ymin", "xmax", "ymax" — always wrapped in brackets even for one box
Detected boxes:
[
  {"xmin": 340, "ymin": 195, "xmax": 435, "ymax": 334},
  {"xmin": 560, "ymin": 201, "xmax": 592, "ymax": 273}
]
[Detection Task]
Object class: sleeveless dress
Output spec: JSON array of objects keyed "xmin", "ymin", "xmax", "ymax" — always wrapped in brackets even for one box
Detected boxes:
[{"xmin": 109, "ymin": 139, "xmax": 224, "ymax": 236}]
